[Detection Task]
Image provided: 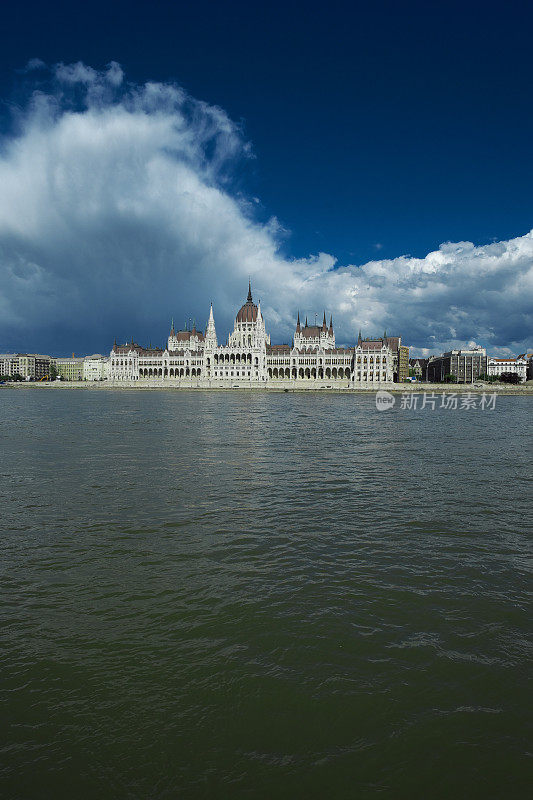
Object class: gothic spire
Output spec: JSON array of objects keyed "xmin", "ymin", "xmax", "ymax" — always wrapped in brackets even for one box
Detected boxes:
[
  {"xmin": 329, "ymin": 315, "xmax": 333, "ymax": 333},
  {"xmin": 305, "ymin": 316, "xmax": 308, "ymax": 327},
  {"xmin": 296, "ymin": 310, "xmax": 301, "ymax": 332},
  {"xmin": 322, "ymin": 310, "xmax": 327, "ymax": 330},
  {"xmin": 205, "ymin": 302, "xmax": 217, "ymax": 347},
  {"xmin": 247, "ymin": 279, "xmax": 253, "ymax": 303}
]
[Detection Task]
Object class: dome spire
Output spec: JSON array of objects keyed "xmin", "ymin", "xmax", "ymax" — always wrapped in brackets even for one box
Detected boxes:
[{"xmin": 247, "ymin": 279, "xmax": 253, "ymax": 302}]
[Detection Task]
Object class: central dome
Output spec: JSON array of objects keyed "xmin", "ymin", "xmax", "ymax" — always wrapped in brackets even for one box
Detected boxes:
[{"xmin": 236, "ymin": 282, "xmax": 258, "ymax": 323}]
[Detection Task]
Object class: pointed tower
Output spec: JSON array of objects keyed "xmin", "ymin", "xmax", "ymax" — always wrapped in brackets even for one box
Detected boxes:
[
  {"xmin": 247, "ymin": 279, "xmax": 253, "ymax": 303},
  {"xmin": 322, "ymin": 311, "xmax": 327, "ymax": 331},
  {"xmin": 204, "ymin": 303, "xmax": 218, "ymax": 351},
  {"xmin": 170, "ymin": 317, "xmax": 175, "ymax": 336},
  {"xmin": 305, "ymin": 316, "xmax": 308, "ymax": 327},
  {"xmin": 328, "ymin": 315, "xmax": 335, "ymax": 348},
  {"xmin": 296, "ymin": 311, "xmax": 301, "ymax": 333}
]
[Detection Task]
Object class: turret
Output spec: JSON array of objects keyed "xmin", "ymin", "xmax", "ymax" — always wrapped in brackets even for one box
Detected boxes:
[{"xmin": 329, "ymin": 315, "xmax": 333, "ymax": 335}]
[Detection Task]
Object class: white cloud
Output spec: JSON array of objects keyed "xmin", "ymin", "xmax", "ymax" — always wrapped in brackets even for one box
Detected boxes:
[
  {"xmin": 0, "ymin": 62, "xmax": 531, "ymax": 355},
  {"xmin": 54, "ymin": 61, "xmax": 98, "ymax": 84}
]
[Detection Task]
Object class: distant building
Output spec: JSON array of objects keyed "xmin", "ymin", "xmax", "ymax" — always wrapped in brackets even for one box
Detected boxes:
[
  {"xmin": 487, "ymin": 357, "xmax": 527, "ymax": 382},
  {"xmin": 398, "ymin": 345, "xmax": 410, "ymax": 382},
  {"xmin": 356, "ymin": 333, "xmax": 408, "ymax": 382},
  {"xmin": 352, "ymin": 339, "xmax": 394, "ymax": 384},
  {"xmin": 409, "ymin": 358, "xmax": 429, "ymax": 380},
  {"xmin": 83, "ymin": 355, "xmax": 109, "ymax": 381},
  {"xmin": 517, "ymin": 352, "xmax": 533, "ymax": 380},
  {"xmin": 427, "ymin": 347, "xmax": 487, "ymax": 383},
  {"xmin": 108, "ymin": 284, "xmax": 405, "ymax": 387},
  {"xmin": 0, "ymin": 354, "xmax": 51, "ymax": 380},
  {"xmin": 53, "ymin": 357, "xmax": 84, "ymax": 381},
  {"xmin": 0, "ymin": 354, "xmax": 19, "ymax": 378}
]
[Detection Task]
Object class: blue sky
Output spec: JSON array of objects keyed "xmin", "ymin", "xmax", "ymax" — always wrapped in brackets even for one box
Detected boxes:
[{"xmin": 0, "ymin": 0, "xmax": 532, "ymax": 355}]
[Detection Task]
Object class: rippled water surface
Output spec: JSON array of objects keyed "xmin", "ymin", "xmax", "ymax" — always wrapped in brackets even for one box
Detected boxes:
[{"xmin": 1, "ymin": 388, "xmax": 531, "ymax": 799}]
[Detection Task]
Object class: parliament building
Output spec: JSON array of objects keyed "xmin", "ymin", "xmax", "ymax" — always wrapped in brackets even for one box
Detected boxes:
[{"xmin": 109, "ymin": 284, "xmax": 408, "ymax": 387}]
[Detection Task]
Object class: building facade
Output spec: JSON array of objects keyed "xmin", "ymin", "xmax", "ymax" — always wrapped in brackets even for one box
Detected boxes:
[
  {"xmin": 517, "ymin": 352, "xmax": 533, "ymax": 380},
  {"xmin": 0, "ymin": 354, "xmax": 51, "ymax": 380},
  {"xmin": 83, "ymin": 355, "xmax": 109, "ymax": 381},
  {"xmin": 487, "ymin": 357, "xmax": 527, "ymax": 382},
  {"xmin": 0, "ymin": 354, "xmax": 20, "ymax": 378},
  {"xmin": 108, "ymin": 284, "xmax": 404, "ymax": 388},
  {"xmin": 409, "ymin": 358, "xmax": 429, "ymax": 380},
  {"xmin": 53, "ymin": 357, "xmax": 84, "ymax": 381},
  {"xmin": 427, "ymin": 347, "xmax": 487, "ymax": 383}
]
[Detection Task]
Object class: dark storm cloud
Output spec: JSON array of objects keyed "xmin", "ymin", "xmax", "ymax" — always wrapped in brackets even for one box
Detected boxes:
[{"xmin": 0, "ymin": 62, "xmax": 531, "ymax": 356}]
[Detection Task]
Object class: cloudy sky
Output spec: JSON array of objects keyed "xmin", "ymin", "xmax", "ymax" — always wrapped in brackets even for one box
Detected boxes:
[{"xmin": 0, "ymin": 1, "xmax": 532, "ymax": 356}]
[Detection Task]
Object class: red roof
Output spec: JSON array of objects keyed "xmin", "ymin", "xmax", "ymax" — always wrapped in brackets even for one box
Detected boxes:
[{"xmin": 300, "ymin": 326, "xmax": 322, "ymax": 338}]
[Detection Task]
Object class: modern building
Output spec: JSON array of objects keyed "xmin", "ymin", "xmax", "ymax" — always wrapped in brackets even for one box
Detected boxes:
[
  {"xmin": 487, "ymin": 357, "xmax": 527, "ymax": 382},
  {"xmin": 83, "ymin": 355, "xmax": 109, "ymax": 381},
  {"xmin": 0, "ymin": 354, "xmax": 51, "ymax": 380},
  {"xmin": 0, "ymin": 354, "xmax": 20, "ymax": 378},
  {"xmin": 53, "ymin": 357, "xmax": 84, "ymax": 381},
  {"xmin": 427, "ymin": 347, "xmax": 487, "ymax": 383},
  {"xmin": 108, "ymin": 284, "xmax": 403, "ymax": 387},
  {"xmin": 398, "ymin": 345, "xmax": 410, "ymax": 382}
]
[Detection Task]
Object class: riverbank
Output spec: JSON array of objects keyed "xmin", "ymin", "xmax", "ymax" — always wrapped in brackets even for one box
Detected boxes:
[{"xmin": 2, "ymin": 380, "xmax": 533, "ymax": 395}]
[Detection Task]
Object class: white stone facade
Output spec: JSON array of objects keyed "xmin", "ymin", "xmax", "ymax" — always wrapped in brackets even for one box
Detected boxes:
[
  {"xmin": 352, "ymin": 342, "xmax": 394, "ymax": 384},
  {"xmin": 83, "ymin": 355, "xmax": 109, "ymax": 381},
  {"xmin": 487, "ymin": 357, "xmax": 527, "ymax": 381},
  {"xmin": 108, "ymin": 285, "xmax": 399, "ymax": 388}
]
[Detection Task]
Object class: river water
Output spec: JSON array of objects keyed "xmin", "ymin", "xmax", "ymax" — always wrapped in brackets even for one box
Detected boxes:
[{"xmin": 0, "ymin": 388, "xmax": 531, "ymax": 798}]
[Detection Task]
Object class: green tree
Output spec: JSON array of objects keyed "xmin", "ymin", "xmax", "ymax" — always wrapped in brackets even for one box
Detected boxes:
[{"xmin": 499, "ymin": 371, "xmax": 521, "ymax": 384}]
